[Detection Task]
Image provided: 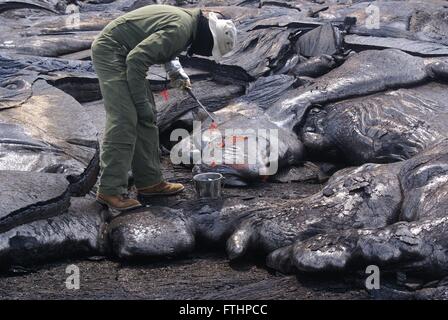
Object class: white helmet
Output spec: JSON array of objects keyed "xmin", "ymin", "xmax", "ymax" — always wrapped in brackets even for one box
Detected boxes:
[{"xmin": 208, "ymin": 12, "xmax": 237, "ymax": 61}]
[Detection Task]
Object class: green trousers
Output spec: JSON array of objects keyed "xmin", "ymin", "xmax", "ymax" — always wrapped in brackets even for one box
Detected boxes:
[{"xmin": 91, "ymin": 34, "xmax": 162, "ymax": 196}]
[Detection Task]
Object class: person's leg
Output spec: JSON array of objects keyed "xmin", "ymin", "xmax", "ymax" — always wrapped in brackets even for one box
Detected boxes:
[
  {"xmin": 133, "ymin": 82, "xmax": 185, "ymax": 196},
  {"xmin": 131, "ymin": 83, "xmax": 163, "ymax": 189},
  {"xmin": 91, "ymin": 38, "xmax": 140, "ymax": 203},
  {"xmin": 98, "ymin": 79, "xmax": 137, "ymax": 195}
]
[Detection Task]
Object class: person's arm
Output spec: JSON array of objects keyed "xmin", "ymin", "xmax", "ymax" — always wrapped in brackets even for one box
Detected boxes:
[{"xmin": 126, "ymin": 24, "xmax": 190, "ymax": 111}]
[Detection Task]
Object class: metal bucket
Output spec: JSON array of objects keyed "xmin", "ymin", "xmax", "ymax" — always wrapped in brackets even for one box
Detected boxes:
[{"xmin": 193, "ymin": 173, "xmax": 224, "ymax": 199}]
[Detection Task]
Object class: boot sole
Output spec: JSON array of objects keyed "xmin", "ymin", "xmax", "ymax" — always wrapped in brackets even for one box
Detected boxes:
[
  {"xmin": 96, "ymin": 198, "xmax": 142, "ymax": 211},
  {"xmin": 138, "ymin": 185, "xmax": 185, "ymax": 197}
]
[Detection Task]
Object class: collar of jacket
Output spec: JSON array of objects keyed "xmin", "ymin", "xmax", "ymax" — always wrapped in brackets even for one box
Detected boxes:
[{"xmin": 187, "ymin": 11, "xmax": 214, "ymax": 57}]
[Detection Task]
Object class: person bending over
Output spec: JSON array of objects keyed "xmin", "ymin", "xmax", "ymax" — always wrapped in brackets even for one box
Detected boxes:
[{"xmin": 92, "ymin": 4, "xmax": 237, "ymax": 210}]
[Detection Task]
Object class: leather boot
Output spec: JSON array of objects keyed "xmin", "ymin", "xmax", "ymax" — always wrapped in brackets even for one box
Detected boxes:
[
  {"xmin": 138, "ymin": 181, "xmax": 185, "ymax": 197},
  {"xmin": 96, "ymin": 193, "xmax": 142, "ymax": 211}
]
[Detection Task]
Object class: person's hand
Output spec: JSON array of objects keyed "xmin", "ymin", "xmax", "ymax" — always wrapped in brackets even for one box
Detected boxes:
[
  {"xmin": 169, "ymin": 68, "xmax": 192, "ymax": 90},
  {"xmin": 165, "ymin": 58, "xmax": 191, "ymax": 90}
]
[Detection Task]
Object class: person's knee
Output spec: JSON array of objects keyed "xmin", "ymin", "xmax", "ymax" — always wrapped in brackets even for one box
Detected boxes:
[
  {"xmin": 104, "ymin": 117, "xmax": 138, "ymax": 145},
  {"xmin": 137, "ymin": 109, "xmax": 156, "ymax": 125},
  {"xmin": 134, "ymin": 103, "xmax": 156, "ymax": 124}
]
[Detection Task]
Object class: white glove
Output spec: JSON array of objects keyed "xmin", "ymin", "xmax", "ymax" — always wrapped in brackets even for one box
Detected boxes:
[{"xmin": 164, "ymin": 58, "xmax": 192, "ymax": 90}]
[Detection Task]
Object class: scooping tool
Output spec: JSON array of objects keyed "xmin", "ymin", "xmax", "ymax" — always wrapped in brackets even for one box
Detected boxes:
[{"xmin": 186, "ymin": 88, "xmax": 216, "ymax": 122}]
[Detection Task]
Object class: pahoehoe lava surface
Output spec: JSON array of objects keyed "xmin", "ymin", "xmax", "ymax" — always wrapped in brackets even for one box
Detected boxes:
[{"xmin": 2, "ymin": 0, "xmax": 448, "ymax": 300}]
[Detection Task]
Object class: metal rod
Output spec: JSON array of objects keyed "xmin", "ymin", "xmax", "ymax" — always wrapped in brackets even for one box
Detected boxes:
[{"xmin": 186, "ymin": 88, "xmax": 216, "ymax": 122}]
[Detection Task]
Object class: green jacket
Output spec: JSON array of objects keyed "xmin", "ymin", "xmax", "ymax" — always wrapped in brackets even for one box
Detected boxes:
[{"xmin": 101, "ymin": 5, "xmax": 201, "ymax": 110}]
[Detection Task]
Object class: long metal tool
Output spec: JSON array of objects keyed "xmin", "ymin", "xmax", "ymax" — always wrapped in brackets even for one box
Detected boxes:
[{"xmin": 186, "ymin": 88, "xmax": 216, "ymax": 122}]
